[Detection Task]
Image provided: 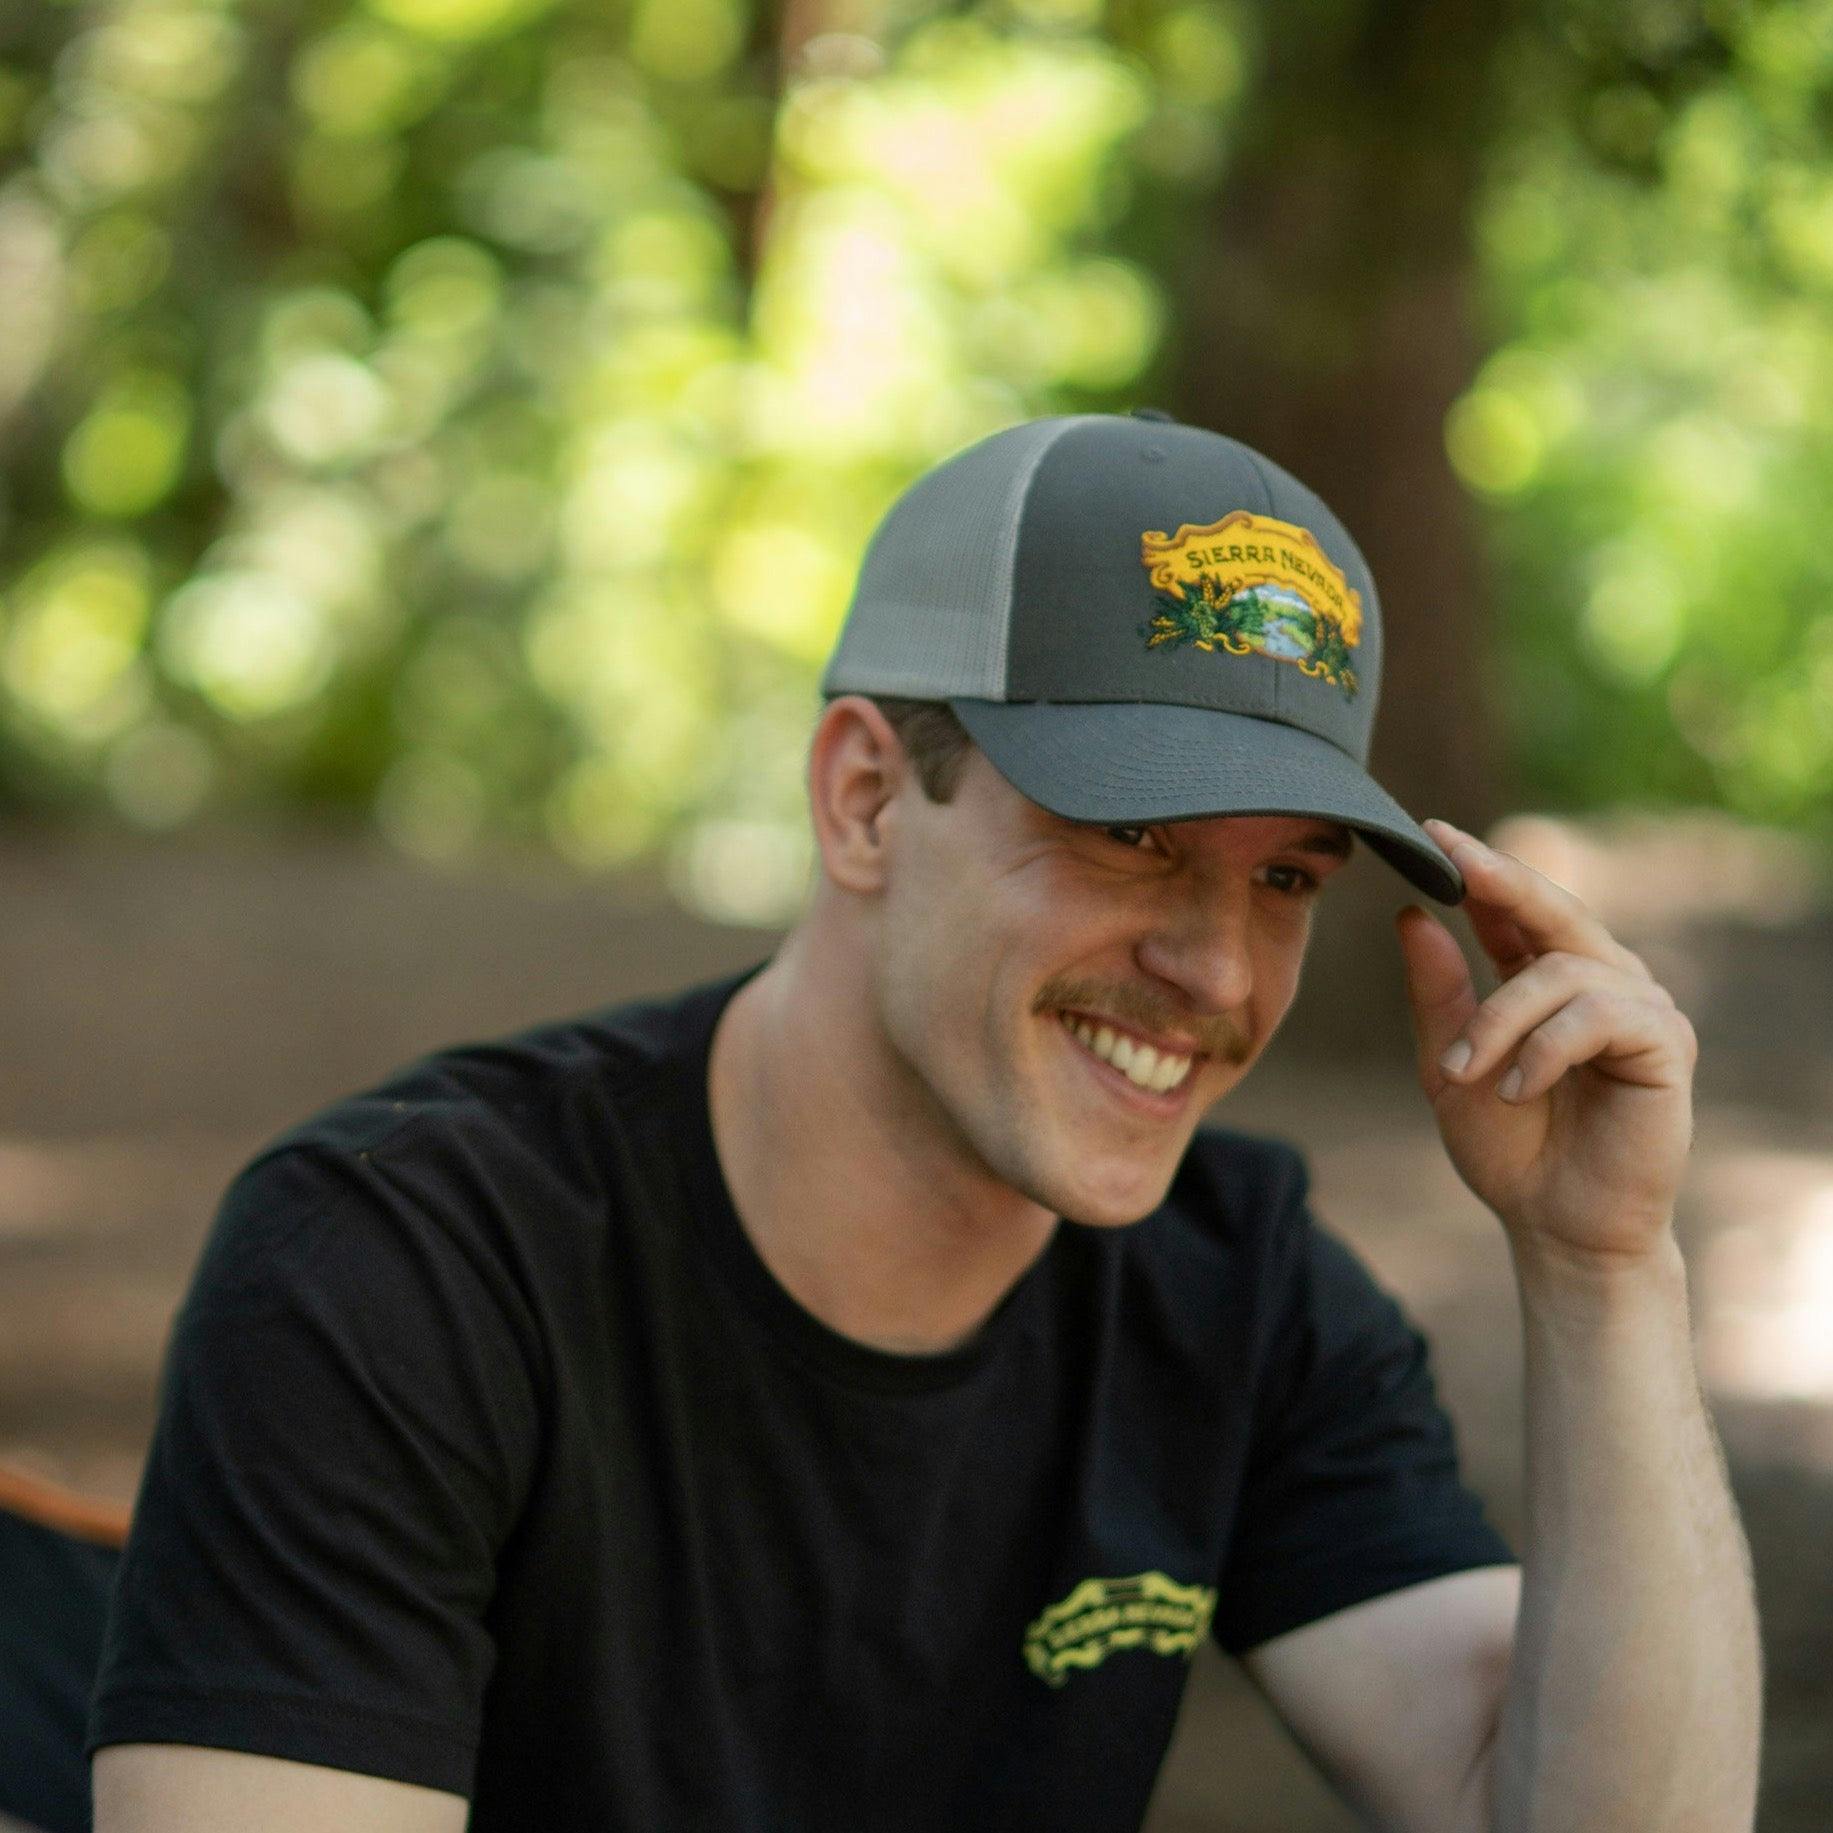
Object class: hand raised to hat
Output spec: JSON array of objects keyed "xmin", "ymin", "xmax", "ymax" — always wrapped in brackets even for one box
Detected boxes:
[{"xmin": 1392, "ymin": 820, "xmax": 1697, "ymax": 1269}]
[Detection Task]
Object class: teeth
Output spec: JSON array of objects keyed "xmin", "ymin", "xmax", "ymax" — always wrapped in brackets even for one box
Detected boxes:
[{"xmin": 1060, "ymin": 1012, "xmax": 1192, "ymax": 1093}]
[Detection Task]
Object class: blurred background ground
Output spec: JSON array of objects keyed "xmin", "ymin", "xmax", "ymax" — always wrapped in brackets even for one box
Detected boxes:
[{"xmin": 1, "ymin": 810, "xmax": 1827, "ymax": 1831}]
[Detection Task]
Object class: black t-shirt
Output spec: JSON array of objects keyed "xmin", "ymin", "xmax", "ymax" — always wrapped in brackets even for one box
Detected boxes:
[{"xmin": 88, "ymin": 960, "xmax": 1515, "ymax": 1831}]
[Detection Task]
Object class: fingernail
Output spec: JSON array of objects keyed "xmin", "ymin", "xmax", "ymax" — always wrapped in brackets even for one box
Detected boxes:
[
  {"xmin": 1439, "ymin": 1040, "xmax": 1473, "ymax": 1076},
  {"xmin": 1498, "ymin": 1065, "xmax": 1524, "ymax": 1100}
]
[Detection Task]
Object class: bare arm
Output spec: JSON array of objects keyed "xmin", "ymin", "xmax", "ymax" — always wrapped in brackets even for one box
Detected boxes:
[
  {"xmin": 1238, "ymin": 1234, "xmax": 1761, "ymax": 1833},
  {"xmin": 1467, "ymin": 1234, "xmax": 1762, "ymax": 1833},
  {"xmin": 1388, "ymin": 820, "xmax": 1763, "ymax": 1829},
  {"xmin": 1241, "ymin": 1564, "xmax": 1520, "ymax": 1831},
  {"xmin": 92, "ymin": 1745, "xmax": 469, "ymax": 1833}
]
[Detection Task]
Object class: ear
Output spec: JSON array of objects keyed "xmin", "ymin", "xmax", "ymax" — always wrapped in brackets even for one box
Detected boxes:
[{"xmin": 806, "ymin": 697, "xmax": 908, "ymax": 894}]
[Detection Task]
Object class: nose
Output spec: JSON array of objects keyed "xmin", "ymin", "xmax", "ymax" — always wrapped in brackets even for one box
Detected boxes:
[{"xmin": 1131, "ymin": 877, "xmax": 1257, "ymax": 1018}]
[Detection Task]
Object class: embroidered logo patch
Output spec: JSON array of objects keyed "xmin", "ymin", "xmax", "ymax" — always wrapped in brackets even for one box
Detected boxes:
[
  {"xmin": 1023, "ymin": 1571, "xmax": 1218, "ymax": 1688},
  {"xmin": 1138, "ymin": 510, "xmax": 1363, "ymax": 699}
]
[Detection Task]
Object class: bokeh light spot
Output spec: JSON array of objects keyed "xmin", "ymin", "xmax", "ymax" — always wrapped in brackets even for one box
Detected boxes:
[
  {"xmin": 61, "ymin": 371, "xmax": 190, "ymax": 516},
  {"xmin": 628, "ymin": 0, "xmax": 746, "ymax": 83},
  {"xmin": 158, "ymin": 572, "xmax": 338, "ymax": 719},
  {"xmin": 1445, "ymin": 389, "xmax": 1544, "ymax": 496},
  {"xmin": 2, "ymin": 542, "xmax": 152, "ymax": 731},
  {"xmin": 364, "ymin": 0, "xmax": 558, "ymax": 46}
]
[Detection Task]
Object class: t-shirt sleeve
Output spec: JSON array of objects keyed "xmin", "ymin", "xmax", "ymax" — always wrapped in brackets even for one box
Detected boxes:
[
  {"xmin": 85, "ymin": 1133, "xmax": 543, "ymax": 1797},
  {"xmin": 1210, "ymin": 1148, "xmax": 1516, "ymax": 1657}
]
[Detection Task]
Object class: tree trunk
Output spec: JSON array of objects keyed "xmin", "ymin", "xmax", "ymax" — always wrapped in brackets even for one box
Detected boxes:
[
  {"xmin": 1173, "ymin": 0, "xmax": 1517, "ymax": 832},
  {"xmin": 1169, "ymin": 0, "xmax": 1522, "ymax": 1055}
]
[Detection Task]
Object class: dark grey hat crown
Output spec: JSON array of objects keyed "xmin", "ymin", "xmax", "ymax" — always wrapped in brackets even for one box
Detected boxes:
[{"xmin": 819, "ymin": 413, "xmax": 1462, "ymax": 904}]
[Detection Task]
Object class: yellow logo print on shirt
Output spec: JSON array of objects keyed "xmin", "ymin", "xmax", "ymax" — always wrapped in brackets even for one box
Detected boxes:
[
  {"xmin": 1023, "ymin": 1571, "xmax": 1218, "ymax": 1688},
  {"xmin": 1138, "ymin": 509, "xmax": 1363, "ymax": 699}
]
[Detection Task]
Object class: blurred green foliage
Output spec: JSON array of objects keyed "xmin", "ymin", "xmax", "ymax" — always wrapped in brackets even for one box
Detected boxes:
[
  {"xmin": 0, "ymin": 0, "xmax": 1826, "ymax": 922},
  {"xmin": 1455, "ymin": 0, "xmax": 1833, "ymax": 839}
]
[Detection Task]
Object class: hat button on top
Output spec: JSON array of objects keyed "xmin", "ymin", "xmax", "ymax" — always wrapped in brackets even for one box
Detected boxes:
[{"xmin": 1129, "ymin": 407, "xmax": 1176, "ymax": 422}]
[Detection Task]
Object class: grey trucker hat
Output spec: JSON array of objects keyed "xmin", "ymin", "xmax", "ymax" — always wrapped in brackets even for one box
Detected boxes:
[{"xmin": 819, "ymin": 409, "xmax": 1465, "ymax": 905}]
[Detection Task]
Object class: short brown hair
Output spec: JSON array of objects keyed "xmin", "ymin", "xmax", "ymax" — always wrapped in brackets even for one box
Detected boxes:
[{"xmin": 827, "ymin": 695, "xmax": 976, "ymax": 803}]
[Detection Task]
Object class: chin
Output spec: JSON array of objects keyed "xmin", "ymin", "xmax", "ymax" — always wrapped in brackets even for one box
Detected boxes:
[
  {"xmin": 1055, "ymin": 1187, "xmax": 1165, "ymax": 1231},
  {"xmin": 1064, "ymin": 1201, "xmax": 1163, "ymax": 1230},
  {"xmin": 1049, "ymin": 1159, "xmax": 1179, "ymax": 1230}
]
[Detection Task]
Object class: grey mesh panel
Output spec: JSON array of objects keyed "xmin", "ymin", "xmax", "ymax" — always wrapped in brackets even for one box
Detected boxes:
[{"xmin": 820, "ymin": 417, "xmax": 1104, "ymax": 699}]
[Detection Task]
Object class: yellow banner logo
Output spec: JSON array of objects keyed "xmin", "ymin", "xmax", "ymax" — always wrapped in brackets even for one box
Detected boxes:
[
  {"xmin": 1138, "ymin": 510, "xmax": 1362, "ymax": 698},
  {"xmin": 1023, "ymin": 1571, "xmax": 1217, "ymax": 1688}
]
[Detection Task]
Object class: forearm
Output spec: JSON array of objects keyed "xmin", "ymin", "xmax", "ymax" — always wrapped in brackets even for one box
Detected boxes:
[{"xmin": 1479, "ymin": 1229, "xmax": 1762, "ymax": 1833}]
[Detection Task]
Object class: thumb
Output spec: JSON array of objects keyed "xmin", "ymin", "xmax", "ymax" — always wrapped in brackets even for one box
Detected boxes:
[{"xmin": 1394, "ymin": 904, "xmax": 1479, "ymax": 1094}]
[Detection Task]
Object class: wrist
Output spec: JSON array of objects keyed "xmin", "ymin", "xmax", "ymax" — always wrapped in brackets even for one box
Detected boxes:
[{"xmin": 1505, "ymin": 1223, "xmax": 1687, "ymax": 1302}]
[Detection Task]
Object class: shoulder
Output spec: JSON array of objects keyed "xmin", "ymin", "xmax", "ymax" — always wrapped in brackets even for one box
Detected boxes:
[
  {"xmin": 239, "ymin": 963, "xmax": 753, "ymax": 1197},
  {"xmin": 254, "ymin": 967, "xmax": 744, "ymax": 1171},
  {"xmin": 189, "ymin": 967, "xmax": 758, "ymax": 1321}
]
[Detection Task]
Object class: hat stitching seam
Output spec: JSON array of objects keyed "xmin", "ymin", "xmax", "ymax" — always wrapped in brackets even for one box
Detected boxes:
[{"xmin": 991, "ymin": 415, "xmax": 1108, "ymax": 699}]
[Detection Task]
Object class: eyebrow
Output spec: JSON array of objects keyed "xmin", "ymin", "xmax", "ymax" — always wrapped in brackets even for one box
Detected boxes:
[{"xmin": 1292, "ymin": 829, "xmax": 1355, "ymax": 860}]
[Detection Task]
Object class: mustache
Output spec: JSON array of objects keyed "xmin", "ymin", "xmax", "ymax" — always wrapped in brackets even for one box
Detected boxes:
[{"xmin": 1035, "ymin": 982, "xmax": 1253, "ymax": 1066}]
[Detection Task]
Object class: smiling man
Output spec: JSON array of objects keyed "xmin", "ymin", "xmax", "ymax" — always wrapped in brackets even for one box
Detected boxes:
[
  {"xmin": 709, "ymin": 738, "xmax": 1355, "ymax": 1364},
  {"xmin": 86, "ymin": 414, "xmax": 1759, "ymax": 1833}
]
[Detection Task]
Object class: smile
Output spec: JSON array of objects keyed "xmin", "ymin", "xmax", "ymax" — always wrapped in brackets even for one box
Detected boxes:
[{"xmin": 1056, "ymin": 1010, "xmax": 1195, "ymax": 1095}]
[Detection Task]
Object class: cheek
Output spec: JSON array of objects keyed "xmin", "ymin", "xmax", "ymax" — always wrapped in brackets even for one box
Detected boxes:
[
  {"xmin": 1253, "ymin": 922, "xmax": 1312, "ymax": 1010},
  {"xmin": 876, "ymin": 897, "xmax": 1003, "ymax": 1082}
]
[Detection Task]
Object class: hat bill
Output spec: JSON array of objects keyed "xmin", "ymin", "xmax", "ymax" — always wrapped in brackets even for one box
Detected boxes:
[{"xmin": 948, "ymin": 698, "xmax": 1465, "ymax": 906}]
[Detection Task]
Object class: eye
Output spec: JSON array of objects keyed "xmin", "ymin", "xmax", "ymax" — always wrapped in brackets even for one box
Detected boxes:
[
  {"xmin": 1261, "ymin": 864, "xmax": 1321, "ymax": 898},
  {"xmin": 1103, "ymin": 825, "xmax": 1156, "ymax": 850}
]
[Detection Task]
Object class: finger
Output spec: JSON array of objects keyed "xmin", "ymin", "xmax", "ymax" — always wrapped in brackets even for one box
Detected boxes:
[
  {"xmin": 1423, "ymin": 819, "xmax": 1642, "ymax": 976},
  {"xmin": 1463, "ymin": 898, "xmax": 1538, "ymax": 981},
  {"xmin": 1393, "ymin": 904, "xmax": 1478, "ymax": 1091},
  {"xmin": 1437, "ymin": 949, "xmax": 1620, "ymax": 1085},
  {"xmin": 1495, "ymin": 985, "xmax": 1693, "ymax": 1103}
]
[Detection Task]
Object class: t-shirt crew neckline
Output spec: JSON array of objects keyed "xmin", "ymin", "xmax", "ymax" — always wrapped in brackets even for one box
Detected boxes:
[{"xmin": 672, "ymin": 959, "xmax": 1061, "ymax": 1398}]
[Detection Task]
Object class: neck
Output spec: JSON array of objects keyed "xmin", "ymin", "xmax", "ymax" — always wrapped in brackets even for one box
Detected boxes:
[{"xmin": 706, "ymin": 924, "xmax": 1058, "ymax": 1357}]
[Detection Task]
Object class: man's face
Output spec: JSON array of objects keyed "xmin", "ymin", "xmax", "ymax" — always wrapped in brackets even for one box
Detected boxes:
[{"xmin": 868, "ymin": 743, "xmax": 1353, "ymax": 1228}]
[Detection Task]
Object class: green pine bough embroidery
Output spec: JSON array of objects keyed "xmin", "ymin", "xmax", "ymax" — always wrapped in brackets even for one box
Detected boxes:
[{"xmin": 1139, "ymin": 572, "xmax": 1360, "ymax": 700}]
